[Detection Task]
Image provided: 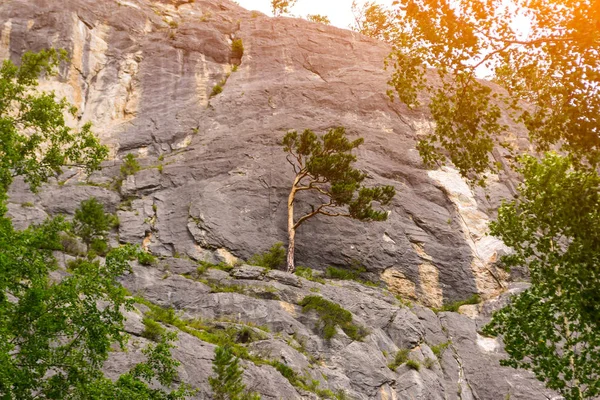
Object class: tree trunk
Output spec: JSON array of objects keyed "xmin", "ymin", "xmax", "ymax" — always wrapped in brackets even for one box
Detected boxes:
[
  {"xmin": 286, "ymin": 179, "xmax": 299, "ymax": 273},
  {"xmin": 287, "ymin": 227, "xmax": 296, "ymax": 273}
]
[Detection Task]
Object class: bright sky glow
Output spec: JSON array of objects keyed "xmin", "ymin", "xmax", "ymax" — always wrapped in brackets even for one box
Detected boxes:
[{"xmin": 236, "ymin": 0, "xmax": 394, "ymax": 29}]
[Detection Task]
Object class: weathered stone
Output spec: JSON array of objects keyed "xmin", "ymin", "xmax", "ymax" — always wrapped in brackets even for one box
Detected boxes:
[
  {"xmin": 118, "ymin": 265, "xmax": 210, "ymax": 309},
  {"xmin": 231, "ymin": 264, "xmax": 266, "ymax": 279},
  {"xmin": 265, "ymin": 269, "xmax": 302, "ymax": 287},
  {"xmin": 159, "ymin": 257, "xmax": 198, "ymax": 275}
]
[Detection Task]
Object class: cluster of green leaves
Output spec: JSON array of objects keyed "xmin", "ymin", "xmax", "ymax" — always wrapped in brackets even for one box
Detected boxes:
[
  {"xmin": 0, "ymin": 49, "xmax": 108, "ymax": 200},
  {"xmin": 284, "ymin": 127, "xmax": 395, "ymax": 225},
  {"xmin": 73, "ymin": 197, "xmax": 117, "ymax": 245},
  {"xmin": 197, "ymin": 260, "xmax": 235, "ymax": 275},
  {"xmin": 434, "ymin": 294, "xmax": 480, "ymax": 313},
  {"xmin": 0, "ymin": 217, "xmax": 191, "ymax": 398},
  {"xmin": 209, "ymin": 345, "xmax": 261, "ymax": 400},
  {"xmin": 295, "ymin": 266, "xmax": 326, "ymax": 284},
  {"xmin": 137, "ymin": 249, "xmax": 157, "ymax": 266},
  {"xmin": 387, "ymin": 348, "xmax": 410, "ymax": 371},
  {"xmin": 120, "ymin": 153, "xmax": 141, "ymax": 177},
  {"xmin": 383, "ymin": 0, "xmax": 600, "ymax": 184},
  {"xmin": 0, "ymin": 49, "xmax": 191, "ymax": 399},
  {"xmin": 430, "ymin": 341, "xmax": 451, "ymax": 359},
  {"xmin": 483, "ymin": 154, "xmax": 600, "ymax": 399},
  {"xmin": 299, "ymin": 295, "xmax": 368, "ymax": 341},
  {"xmin": 248, "ymin": 242, "xmax": 286, "ymax": 270}
]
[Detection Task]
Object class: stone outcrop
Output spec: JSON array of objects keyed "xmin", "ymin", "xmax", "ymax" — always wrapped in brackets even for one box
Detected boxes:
[{"xmin": 111, "ymin": 258, "xmax": 555, "ymax": 399}]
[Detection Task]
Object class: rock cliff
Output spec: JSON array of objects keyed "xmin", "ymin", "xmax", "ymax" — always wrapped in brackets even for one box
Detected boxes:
[{"xmin": 2, "ymin": 0, "xmax": 557, "ymax": 398}]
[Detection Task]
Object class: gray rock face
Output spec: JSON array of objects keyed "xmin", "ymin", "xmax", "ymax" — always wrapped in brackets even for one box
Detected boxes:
[{"xmin": 2, "ymin": 0, "xmax": 517, "ymax": 306}]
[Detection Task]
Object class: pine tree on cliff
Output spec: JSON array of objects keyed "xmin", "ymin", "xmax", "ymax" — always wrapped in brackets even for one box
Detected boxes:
[{"xmin": 282, "ymin": 127, "xmax": 395, "ymax": 273}]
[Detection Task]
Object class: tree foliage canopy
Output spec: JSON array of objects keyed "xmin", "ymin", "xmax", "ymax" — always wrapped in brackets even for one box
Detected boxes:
[
  {"xmin": 369, "ymin": 0, "xmax": 600, "ymax": 397},
  {"xmin": 283, "ymin": 127, "xmax": 395, "ymax": 226},
  {"xmin": 384, "ymin": 0, "xmax": 600, "ymax": 183},
  {"xmin": 0, "ymin": 49, "xmax": 107, "ymax": 196},
  {"xmin": 0, "ymin": 50, "xmax": 191, "ymax": 399},
  {"xmin": 484, "ymin": 154, "xmax": 600, "ymax": 399}
]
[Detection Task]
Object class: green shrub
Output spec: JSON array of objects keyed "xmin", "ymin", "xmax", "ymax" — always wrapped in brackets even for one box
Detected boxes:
[
  {"xmin": 120, "ymin": 153, "xmax": 141, "ymax": 176},
  {"xmin": 210, "ymin": 83, "xmax": 223, "ymax": 97},
  {"xmin": 248, "ymin": 242, "xmax": 285, "ymax": 270},
  {"xmin": 21, "ymin": 202, "xmax": 34, "ymax": 208},
  {"xmin": 423, "ymin": 357, "xmax": 435, "ymax": 369},
  {"xmin": 73, "ymin": 197, "xmax": 116, "ymax": 245},
  {"xmin": 388, "ymin": 348, "xmax": 410, "ymax": 371},
  {"xmin": 89, "ymin": 238, "xmax": 108, "ymax": 256},
  {"xmin": 197, "ymin": 260, "xmax": 234, "ymax": 275},
  {"xmin": 324, "ymin": 262, "xmax": 378, "ymax": 287},
  {"xmin": 406, "ymin": 359, "xmax": 420, "ymax": 371},
  {"xmin": 142, "ymin": 318, "xmax": 165, "ymax": 342},
  {"xmin": 295, "ymin": 266, "xmax": 325, "ymax": 284},
  {"xmin": 232, "ymin": 64, "xmax": 239, "ymax": 72},
  {"xmin": 137, "ymin": 250, "xmax": 156, "ymax": 266},
  {"xmin": 430, "ymin": 341, "xmax": 451, "ymax": 358},
  {"xmin": 231, "ymin": 38, "xmax": 244, "ymax": 59},
  {"xmin": 435, "ymin": 294, "xmax": 480, "ymax": 313},
  {"xmin": 299, "ymin": 296, "xmax": 368, "ymax": 341},
  {"xmin": 325, "ymin": 265, "xmax": 364, "ymax": 280},
  {"xmin": 209, "ymin": 345, "xmax": 259, "ymax": 400}
]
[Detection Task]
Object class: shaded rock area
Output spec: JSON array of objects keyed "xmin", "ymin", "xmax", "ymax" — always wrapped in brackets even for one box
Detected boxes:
[{"xmin": 2, "ymin": 0, "xmax": 522, "ymax": 306}]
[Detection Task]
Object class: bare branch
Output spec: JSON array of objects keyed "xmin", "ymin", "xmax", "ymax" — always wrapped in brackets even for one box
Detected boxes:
[{"xmin": 286, "ymin": 154, "xmax": 299, "ymax": 174}]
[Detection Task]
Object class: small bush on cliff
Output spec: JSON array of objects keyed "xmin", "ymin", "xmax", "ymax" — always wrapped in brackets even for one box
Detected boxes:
[
  {"xmin": 435, "ymin": 294, "xmax": 480, "ymax": 313},
  {"xmin": 73, "ymin": 197, "xmax": 116, "ymax": 246},
  {"xmin": 120, "ymin": 153, "xmax": 141, "ymax": 176},
  {"xmin": 231, "ymin": 38, "xmax": 244, "ymax": 59},
  {"xmin": 249, "ymin": 242, "xmax": 286, "ymax": 270},
  {"xmin": 209, "ymin": 345, "xmax": 261, "ymax": 400},
  {"xmin": 299, "ymin": 296, "xmax": 368, "ymax": 341},
  {"xmin": 388, "ymin": 348, "xmax": 410, "ymax": 371},
  {"xmin": 295, "ymin": 266, "xmax": 325, "ymax": 283}
]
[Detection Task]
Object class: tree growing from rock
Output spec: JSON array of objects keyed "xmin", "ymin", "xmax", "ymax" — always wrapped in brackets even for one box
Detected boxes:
[
  {"xmin": 73, "ymin": 197, "xmax": 117, "ymax": 246},
  {"xmin": 271, "ymin": 0, "xmax": 296, "ymax": 17},
  {"xmin": 282, "ymin": 127, "xmax": 395, "ymax": 273},
  {"xmin": 209, "ymin": 345, "xmax": 260, "ymax": 400}
]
